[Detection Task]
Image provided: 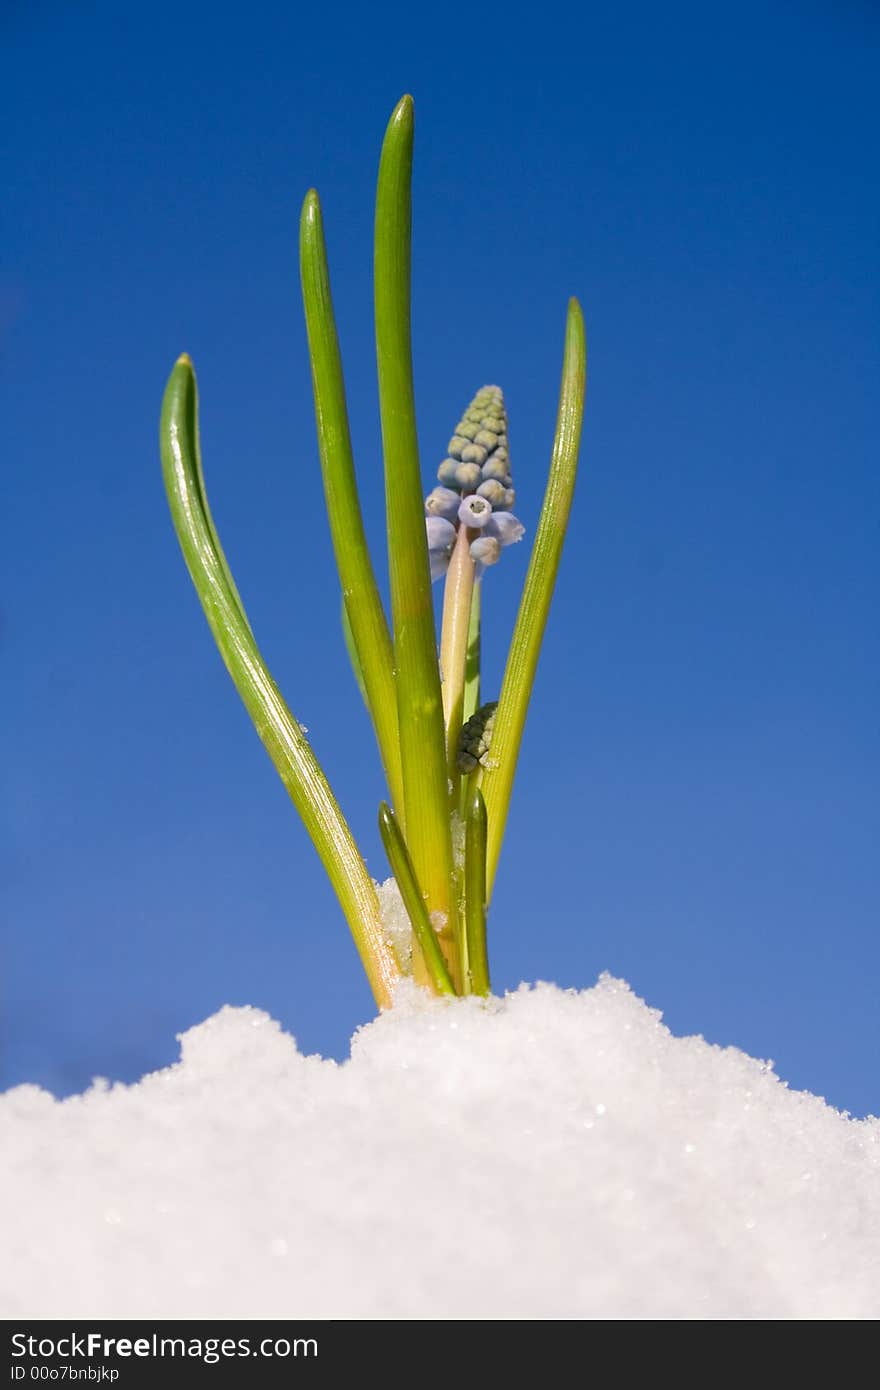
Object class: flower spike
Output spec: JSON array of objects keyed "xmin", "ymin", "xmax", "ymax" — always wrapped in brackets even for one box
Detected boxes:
[{"xmin": 426, "ymin": 384, "xmax": 524, "ymax": 584}]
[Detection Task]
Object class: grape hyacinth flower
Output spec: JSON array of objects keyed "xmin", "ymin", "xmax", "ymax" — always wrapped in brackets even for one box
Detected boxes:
[
  {"xmin": 425, "ymin": 516, "xmax": 457, "ymax": 580},
  {"xmin": 425, "ymin": 385, "xmax": 524, "ymax": 585},
  {"xmin": 423, "ymin": 386, "xmax": 532, "ymax": 862},
  {"xmin": 160, "ymin": 94, "xmax": 586, "ymax": 1008},
  {"xmin": 469, "ymin": 535, "xmax": 501, "ymax": 575},
  {"xmin": 424, "ymin": 486, "xmax": 461, "ymax": 520}
]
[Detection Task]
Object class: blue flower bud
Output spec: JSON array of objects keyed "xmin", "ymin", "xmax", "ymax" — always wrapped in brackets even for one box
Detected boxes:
[
  {"xmin": 454, "ymin": 462, "xmax": 483, "ymax": 491},
  {"xmin": 437, "ymin": 458, "xmax": 461, "ymax": 489},
  {"xmin": 425, "ymin": 515, "xmax": 457, "ymax": 583},
  {"xmin": 485, "ymin": 512, "xmax": 525, "ymax": 547},
  {"xmin": 480, "ymin": 457, "xmax": 509, "ymax": 483},
  {"xmin": 426, "ymin": 516, "xmax": 456, "ymax": 549},
  {"xmin": 469, "ymin": 535, "xmax": 502, "ymax": 570},
  {"xmin": 430, "ymin": 549, "xmax": 453, "ymax": 581},
  {"xmin": 458, "ymin": 494, "xmax": 493, "ymax": 529},
  {"xmin": 425, "ymin": 486, "xmax": 461, "ymax": 520},
  {"xmin": 476, "ymin": 479, "xmax": 507, "ymax": 507},
  {"xmin": 447, "ymin": 435, "xmax": 469, "ymax": 459},
  {"xmin": 461, "ymin": 442, "xmax": 488, "ymax": 466},
  {"xmin": 433, "ymin": 385, "xmax": 513, "ymax": 548}
]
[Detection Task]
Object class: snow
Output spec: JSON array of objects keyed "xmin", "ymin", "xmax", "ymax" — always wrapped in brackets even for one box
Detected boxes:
[
  {"xmin": 1, "ymin": 975, "xmax": 878, "ymax": 1320},
  {"xmin": 375, "ymin": 874, "xmax": 413, "ymax": 969}
]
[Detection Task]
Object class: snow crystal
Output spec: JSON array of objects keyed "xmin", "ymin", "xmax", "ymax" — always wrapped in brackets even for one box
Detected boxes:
[
  {"xmin": 1, "ymin": 976, "xmax": 878, "ymax": 1319},
  {"xmin": 375, "ymin": 874, "xmax": 413, "ymax": 965}
]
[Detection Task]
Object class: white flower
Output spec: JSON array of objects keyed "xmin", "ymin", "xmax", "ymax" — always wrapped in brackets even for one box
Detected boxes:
[
  {"xmin": 430, "ymin": 550, "xmax": 453, "ymax": 581},
  {"xmin": 425, "ymin": 515, "xmax": 457, "ymax": 582},
  {"xmin": 469, "ymin": 535, "xmax": 501, "ymax": 569},
  {"xmin": 485, "ymin": 512, "xmax": 525, "ymax": 547},
  {"xmin": 458, "ymin": 494, "xmax": 493, "ymax": 529},
  {"xmin": 425, "ymin": 486, "xmax": 461, "ymax": 520},
  {"xmin": 426, "ymin": 516, "xmax": 456, "ymax": 548}
]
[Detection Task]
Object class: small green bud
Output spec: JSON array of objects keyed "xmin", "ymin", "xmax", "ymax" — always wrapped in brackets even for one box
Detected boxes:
[{"xmin": 457, "ymin": 700, "xmax": 498, "ymax": 773}]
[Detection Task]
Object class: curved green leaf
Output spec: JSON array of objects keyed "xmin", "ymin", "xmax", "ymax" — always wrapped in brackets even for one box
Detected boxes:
[
  {"xmin": 378, "ymin": 803, "xmax": 456, "ymax": 997},
  {"xmin": 160, "ymin": 354, "xmax": 401, "ymax": 1008}
]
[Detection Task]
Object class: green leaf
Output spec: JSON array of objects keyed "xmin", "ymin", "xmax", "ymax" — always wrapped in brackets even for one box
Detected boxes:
[
  {"xmin": 160, "ymin": 354, "xmax": 401, "ymax": 1008},
  {"xmin": 378, "ymin": 803, "xmax": 457, "ymax": 997},
  {"xmin": 375, "ymin": 95, "xmax": 455, "ymax": 965},
  {"xmin": 341, "ymin": 594, "xmax": 369, "ymax": 709},
  {"xmin": 477, "ymin": 299, "xmax": 587, "ymax": 894},
  {"xmin": 299, "ymin": 190, "xmax": 404, "ymax": 818},
  {"xmin": 464, "ymin": 788, "xmax": 491, "ymax": 996}
]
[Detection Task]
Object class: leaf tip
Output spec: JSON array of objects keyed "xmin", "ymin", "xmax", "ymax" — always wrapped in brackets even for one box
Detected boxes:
[{"xmin": 387, "ymin": 93, "xmax": 414, "ymax": 138}]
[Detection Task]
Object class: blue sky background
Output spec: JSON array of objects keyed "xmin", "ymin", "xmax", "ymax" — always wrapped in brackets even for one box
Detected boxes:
[{"xmin": 3, "ymin": 1, "xmax": 878, "ymax": 1115}]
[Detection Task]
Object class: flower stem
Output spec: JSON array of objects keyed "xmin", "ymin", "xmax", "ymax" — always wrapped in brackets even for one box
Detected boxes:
[
  {"xmin": 440, "ymin": 523, "xmax": 476, "ymax": 787},
  {"xmin": 462, "ymin": 584, "xmax": 482, "ymax": 726},
  {"xmin": 440, "ymin": 526, "xmax": 478, "ymax": 989}
]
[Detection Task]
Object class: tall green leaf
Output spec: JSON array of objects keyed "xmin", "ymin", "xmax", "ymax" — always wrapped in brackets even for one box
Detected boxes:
[
  {"xmin": 478, "ymin": 299, "xmax": 587, "ymax": 894},
  {"xmin": 300, "ymin": 191, "xmax": 404, "ymax": 817},
  {"xmin": 374, "ymin": 95, "xmax": 454, "ymax": 962}
]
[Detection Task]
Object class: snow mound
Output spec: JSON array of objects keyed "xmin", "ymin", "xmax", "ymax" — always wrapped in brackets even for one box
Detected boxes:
[{"xmin": 1, "ymin": 976, "xmax": 877, "ymax": 1319}]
